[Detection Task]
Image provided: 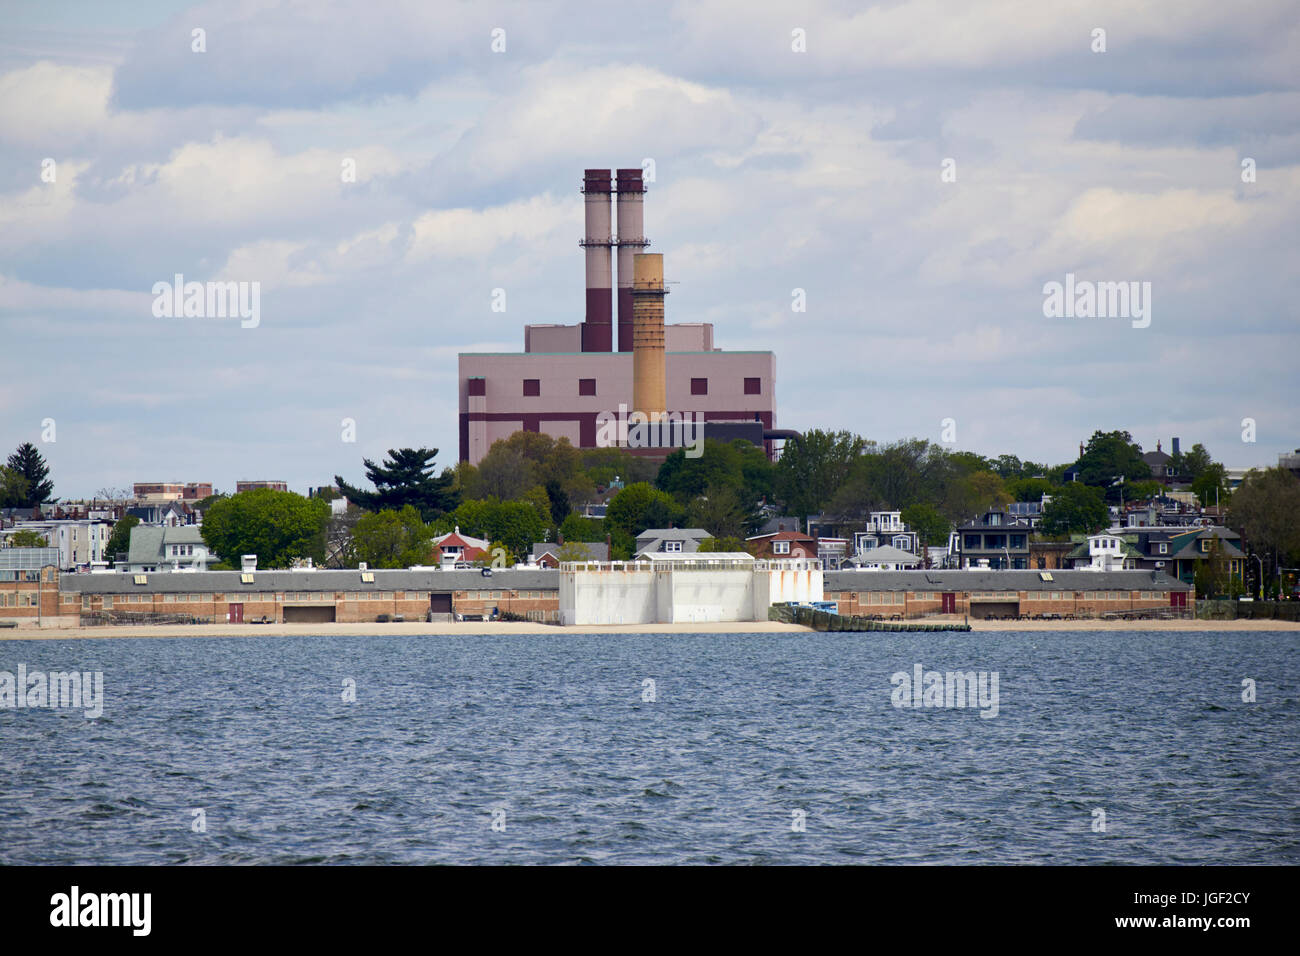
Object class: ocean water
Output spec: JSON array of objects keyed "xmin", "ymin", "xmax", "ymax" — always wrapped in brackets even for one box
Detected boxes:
[{"xmin": 0, "ymin": 631, "xmax": 1296, "ymax": 865}]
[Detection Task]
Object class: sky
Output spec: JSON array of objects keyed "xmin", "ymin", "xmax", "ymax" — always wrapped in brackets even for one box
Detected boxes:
[{"xmin": 1, "ymin": 0, "xmax": 1297, "ymax": 499}]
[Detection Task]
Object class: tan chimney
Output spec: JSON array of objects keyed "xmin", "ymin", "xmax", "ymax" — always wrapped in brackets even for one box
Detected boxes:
[{"xmin": 631, "ymin": 252, "xmax": 667, "ymax": 421}]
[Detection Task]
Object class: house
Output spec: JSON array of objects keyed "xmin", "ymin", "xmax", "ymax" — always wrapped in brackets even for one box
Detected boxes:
[
  {"xmin": 531, "ymin": 540, "xmax": 609, "ymax": 568},
  {"xmin": 634, "ymin": 528, "xmax": 711, "ymax": 557},
  {"xmin": 952, "ymin": 506, "xmax": 1032, "ymax": 569},
  {"xmin": 816, "ymin": 537, "xmax": 849, "ymax": 570},
  {"xmin": 746, "ymin": 528, "xmax": 817, "ymax": 559},
  {"xmin": 126, "ymin": 500, "xmax": 198, "ymax": 527},
  {"xmin": 845, "ymin": 544, "xmax": 922, "ymax": 570},
  {"xmin": 853, "ymin": 511, "xmax": 922, "ymax": 558},
  {"xmin": 1070, "ymin": 533, "xmax": 1140, "ymax": 571},
  {"xmin": 1, "ymin": 519, "xmax": 113, "ymax": 570},
  {"xmin": 432, "ymin": 528, "xmax": 490, "ymax": 566},
  {"xmin": 127, "ymin": 524, "xmax": 213, "ymax": 572}
]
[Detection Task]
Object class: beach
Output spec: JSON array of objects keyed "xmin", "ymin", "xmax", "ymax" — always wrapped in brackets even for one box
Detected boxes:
[{"xmin": 2, "ymin": 617, "xmax": 1297, "ymax": 639}]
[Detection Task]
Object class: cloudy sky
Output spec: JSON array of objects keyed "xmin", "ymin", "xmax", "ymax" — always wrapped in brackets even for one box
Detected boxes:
[{"xmin": 1, "ymin": 0, "xmax": 1297, "ymax": 498}]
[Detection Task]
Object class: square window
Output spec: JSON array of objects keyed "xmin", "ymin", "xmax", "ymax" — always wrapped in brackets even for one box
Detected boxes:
[
  {"xmin": 579, "ymin": 378, "xmax": 596, "ymax": 396},
  {"xmin": 744, "ymin": 377, "xmax": 761, "ymax": 395},
  {"xmin": 773, "ymin": 540, "xmax": 790, "ymax": 554},
  {"xmin": 523, "ymin": 379, "xmax": 540, "ymax": 397},
  {"xmin": 690, "ymin": 377, "xmax": 708, "ymax": 395},
  {"xmin": 467, "ymin": 378, "xmax": 486, "ymax": 397}
]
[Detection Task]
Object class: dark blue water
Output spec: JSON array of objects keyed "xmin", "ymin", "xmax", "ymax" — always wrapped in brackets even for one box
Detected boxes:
[{"xmin": 1, "ymin": 631, "xmax": 1296, "ymax": 864}]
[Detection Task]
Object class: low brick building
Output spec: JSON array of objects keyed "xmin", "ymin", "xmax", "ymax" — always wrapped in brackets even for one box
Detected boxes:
[
  {"xmin": 0, "ymin": 548, "xmax": 65, "ymax": 626},
  {"xmin": 824, "ymin": 569, "xmax": 1192, "ymax": 619}
]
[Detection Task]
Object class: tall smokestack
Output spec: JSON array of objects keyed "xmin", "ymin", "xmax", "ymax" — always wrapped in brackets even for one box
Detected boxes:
[
  {"xmin": 615, "ymin": 168, "xmax": 648, "ymax": 353},
  {"xmin": 632, "ymin": 253, "xmax": 668, "ymax": 421},
  {"xmin": 580, "ymin": 169, "xmax": 613, "ymax": 352}
]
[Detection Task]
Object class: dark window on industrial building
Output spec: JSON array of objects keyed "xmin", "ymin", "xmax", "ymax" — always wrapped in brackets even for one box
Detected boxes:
[
  {"xmin": 744, "ymin": 377, "xmax": 761, "ymax": 395},
  {"xmin": 579, "ymin": 378, "xmax": 596, "ymax": 396},
  {"xmin": 467, "ymin": 378, "xmax": 485, "ymax": 397},
  {"xmin": 690, "ymin": 377, "xmax": 708, "ymax": 395},
  {"xmin": 523, "ymin": 379, "xmax": 540, "ymax": 397}
]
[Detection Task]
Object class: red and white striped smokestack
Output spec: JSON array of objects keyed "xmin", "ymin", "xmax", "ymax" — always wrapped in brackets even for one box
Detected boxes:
[
  {"xmin": 615, "ymin": 168, "xmax": 648, "ymax": 353},
  {"xmin": 580, "ymin": 169, "xmax": 613, "ymax": 352}
]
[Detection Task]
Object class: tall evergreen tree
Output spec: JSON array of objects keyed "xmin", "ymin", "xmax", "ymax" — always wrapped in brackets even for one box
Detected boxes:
[
  {"xmin": 5, "ymin": 443, "xmax": 54, "ymax": 506},
  {"xmin": 335, "ymin": 448, "xmax": 459, "ymax": 522}
]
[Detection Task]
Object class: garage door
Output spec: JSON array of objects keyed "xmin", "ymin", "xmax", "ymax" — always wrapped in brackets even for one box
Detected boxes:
[
  {"xmin": 430, "ymin": 593, "xmax": 452, "ymax": 613},
  {"xmin": 283, "ymin": 605, "xmax": 336, "ymax": 623}
]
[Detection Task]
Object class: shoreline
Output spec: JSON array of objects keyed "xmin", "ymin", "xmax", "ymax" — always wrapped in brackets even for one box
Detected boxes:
[{"xmin": 1, "ymin": 618, "xmax": 1297, "ymax": 639}]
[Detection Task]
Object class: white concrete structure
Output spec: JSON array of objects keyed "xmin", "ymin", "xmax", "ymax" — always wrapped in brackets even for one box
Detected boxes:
[
  {"xmin": 1082, "ymin": 533, "xmax": 1133, "ymax": 571},
  {"xmin": 559, "ymin": 553, "xmax": 822, "ymax": 625}
]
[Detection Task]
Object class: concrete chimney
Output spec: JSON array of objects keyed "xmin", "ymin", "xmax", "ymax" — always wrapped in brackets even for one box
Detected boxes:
[
  {"xmin": 631, "ymin": 253, "xmax": 668, "ymax": 421},
  {"xmin": 580, "ymin": 169, "xmax": 613, "ymax": 352},
  {"xmin": 615, "ymin": 168, "xmax": 648, "ymax": 353}
]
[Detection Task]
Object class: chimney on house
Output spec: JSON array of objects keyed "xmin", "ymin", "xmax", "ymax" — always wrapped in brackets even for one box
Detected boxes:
[{"xmin": 1172, "ymin": 437, "xmax": 1181, "ymax": 457}]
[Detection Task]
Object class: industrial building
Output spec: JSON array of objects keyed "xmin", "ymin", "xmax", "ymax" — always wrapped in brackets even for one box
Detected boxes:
[{"xmin": 459, "ymin": 167, "xmax": 781, "ymax": 465}]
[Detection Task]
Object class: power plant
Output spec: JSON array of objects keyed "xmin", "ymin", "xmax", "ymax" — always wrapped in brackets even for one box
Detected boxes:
[{"xmin": 458, "ymin": 167, "xmax": 781, "ymax": 465}]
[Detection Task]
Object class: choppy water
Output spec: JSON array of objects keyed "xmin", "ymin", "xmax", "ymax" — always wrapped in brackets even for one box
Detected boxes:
[{"xmin": 1, "ymin": 631, "xmax": 1296, "ymax": 864}]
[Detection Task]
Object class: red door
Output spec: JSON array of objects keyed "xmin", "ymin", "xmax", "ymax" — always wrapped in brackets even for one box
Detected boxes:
[
  {"xmin": 229, "ymin": 602, "xmax": 244, "ymax": 623},
  {"xmin": 1170, "ymin": 592, "xmax": 1186, "ymax": 608},
  {"xmin": 941, "ymin": 593, "xmax": 956, "ymax": 613}
]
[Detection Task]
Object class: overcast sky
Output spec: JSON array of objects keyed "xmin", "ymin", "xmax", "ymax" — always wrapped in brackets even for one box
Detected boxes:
[{"xmin": 1, "ymin": 0, "xmax": 1297, "ymax": 499}]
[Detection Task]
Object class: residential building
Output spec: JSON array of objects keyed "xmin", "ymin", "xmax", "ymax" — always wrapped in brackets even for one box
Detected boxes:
[
  {"xmin": 432, "ymin": 528, "xmax": 490, "ymax": 566},
  {"xmin": 236, "ymin": 481, "xmax": 288, "ymax": 493},
  {"xmin": 127, "ymin": 525, "xmax": 213, "ymax": 572},
  {"xmin": 952, "ymin": 506, "xmax": 1032, "ymax": 569},
  {"xmin": 531, "ymin": 540, "xmax": 609, "ymax": 568},
  {"xmin": 0, "ymin": 519, "xmax": 112, "ymax": 569},
  {"xmin": 746, "ymin": 528, "xmax": 817, "ymax": 559},
  {"xmin": 853, "ymin": 511, "xmax": 921, "ymax": 559},
  {"xmin": 845, "ymin": 544, "xmax": 922, "ymax": 570},
  {"xmin": 0, "ymin": 547, "xmax": 63, "ymax": 625},
  {"xmin": 634, "ymin": 527, "xmax": 711, "ymax": 557}
]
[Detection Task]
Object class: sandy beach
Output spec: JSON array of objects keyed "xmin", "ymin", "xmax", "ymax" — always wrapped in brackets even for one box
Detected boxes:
[{"xmin": 1, "ymin": 618, "xmax": 1297, "ymax": 639}]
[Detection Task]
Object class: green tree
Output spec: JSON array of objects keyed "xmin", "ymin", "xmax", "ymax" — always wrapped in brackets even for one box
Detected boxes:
[
  {"xmin": 1191, "ymin": 463, "xmax": 1229, "ymax": 508},
  {"xmin": 1228, "ymin": 467, "xmax": 1300, "ymax": 570},
  {"xmin": 335, "ymin": 448, "xmax": 459, "ymax": 522},
  {"xmin": 697, "ymin": 535, "xmax": 747, "ymax": 553},
  {"xmin": 1040, "ymin": 483, "xmax": 1107, "ymax": 537},
  {"xmin": 6, "ymin": 529, "xmax": 49, "ymax": 548},
  {"xmin": 1005, "ymin": 476, "xmax": 1056, "ymax": 502},
  {"xmin": 774, "ymin": 429, "xmax": 866, "ymax": 517},
  {"xmin": 684, "ymin": 484, "xmax": 750, "ymax": 540},
  {"xmin": 605, "ymin": 482, "xmax": 683, "ymax": 538},
  {"xmin": 0, "ymin": 466, "xmax": 30, "ymax": 509},
  {"xmin": 5, "ymin": 443, "xmax": 54, "ymax": 506},
  {"xmin": 200, "ymin": 489, "xmax": 330, "ymax": 568},
  {"xmin": 352, "ymin": 505, "xmax": 433, "ymax": 568},
  {"xmin": 1172, "ymin": 442, "xmax": 1213, "ymax": 481},
  {"xmin": 900, "ymin": 503, "xmax": 951, "ymax": 546},
  {"xmin": 1077, "ymin": 430, "xmax": 1149, "ymax": 500},
  {"xmin": 104, "ymin": 515, "xmax": 140, "ymax": 561},
  {"xmin": 559, "ymin": 513, "xmax": 605, "ymax": 543},
  {"xmin": 448, "ymin": 499, "xmax": 547, "ymax": 556}
]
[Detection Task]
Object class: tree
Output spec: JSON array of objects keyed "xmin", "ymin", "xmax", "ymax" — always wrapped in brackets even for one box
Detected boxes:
[
  {"xmin": 1191, "ymin": 463, "xmax": 1229, "ymax": 509},
  {"xmin": 559, "ymin": 513, "xmax": 605, "ymax": 543},
  {"xmin": 685, "ymin": 484, "xmax": 750, "ymax": 540},
  {"xmin": 335, "ymin": 448, "xmax": 459, "ymax": 522},
  {"xmin": 446, "ymin": 499, "xmax": 547, "ymax": 557},
  {"xmin": 697, "ymin": 535, "xmax": 747, "ymax": 553},
  {"xmin": 774, "ymin": 429, "xmax": 866, "ymax": 517},
  {"xmin": 1005, "ymin": 476, "xmax": 1056, "ymax": 502},
  {"xmin": 900, "ymin": 503, "xmax": 951, "ymax": 546},
  {"xmin": 0, "ymin": 466, "xmax": 29, "ymax": 509},
  {"xmin": 1228, "ymin": 467, "xmax": 1300, "ymax": 572},
  {"xmin": 1076, "ymin": 430, "xmax": 1149, "ymax": 501},
  {"xmin": 605, "ymin": 482, "xmax": 683, "ymax": 538},
  {"xmin": 324, "ymin": 504, "xmax": 364, "ymax": 568},
  {"xmin": 1040, "ymin": 483, "xmax": 1107, "ymax": 537},
  {"xmin": 7, "ymin": 529, "xmax": 48, "ymax": 548},
  {"xmin": 352, "ymin": 506, "xmax": 434, "ymax": 569},
  {"xmin": 5, "ymin": 443, "xmax": 54, "ymax": 506},
  {"xmin": 104, "ymin": 515, "xmax": 140, "ymax": 561},
  {"xmin": 545, "ymin": 480, "xmax": 570, "ymax": 525},
  {"xmin": 1172, "ymin": 442, "xmax": 1213, "ymax": 482},
  {"xmin": 657, "ymin": 439, "xmax": 770, "ymax": 532},
  {"xmin": 200, "ymin": 489, "xmax": 330, "ymax": 568},
  {"xmin": 1194, "ymin": 536, "xmax": 1230, "ymax": 600}
]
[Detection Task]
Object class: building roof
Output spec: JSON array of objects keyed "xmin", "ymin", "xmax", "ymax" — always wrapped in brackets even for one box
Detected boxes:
[
  {"xmin": 531, "ymin": 541, "xmax": 606, "ymax": 561},
  {"xmin": 0, "ymin": 547, "xmax": 61, "ymax": 570},
  {"xmin": 59, "ymin": 567, "xmax": 560, "ymax": 595},
  {"xmin": 824, "ymin": 569, "xmax": 1191, "ymax": 592},
  {"xmin": 850, "ymin": 545, "xmax": 921, "ymax": 566},
  {"xmin": 746, "ymin": 529, "xmax": 816, "ymax": 542},
  {"xmin": 634, "ymin": 528, "xmax": 710, "ymax": 555}
]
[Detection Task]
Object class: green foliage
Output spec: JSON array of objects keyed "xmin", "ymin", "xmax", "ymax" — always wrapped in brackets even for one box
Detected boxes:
[
  {"xmin": 1126, "ymin": 480, "xmax": 1164, "ymax": 501},
  {"xmin": 605, "ymin": 482, "xmax": 683, "ymax": 538},
  {"xmin": 1005, "ymin": 476, "xmax": 1056, "ymax": 502},
  {"xmin": 684, "ymin": 484, "xmax": 752, "ymax": 539},
  {"xmin": 352, "ymin": 505, "xmax": 433, "ymax": 568},
  {"xmin": 1077, "ymin": 430, "xmax": 1150, "ymax": 500},
  {"xmin": 4, "ymin": 443, "xmax": 53, "ymax": 506},
  {"xmin": 559, "ymin": 513, "xmax": 605, "ymax": 543},
  {"xmin": 104, "ymin": 515, "xmax": 140, "ymax": 560},
  {"xmin": 1228, "ymin": 467, "xmax": 1300, "ymax": 566},
  {"xmin": 1191, "ymin": 463, "xmax": 1229, "ymax": 508},
  {"xmin": 1171, "ymin": 442, "xmax": 1213, "ymax": 481},
  {"xmin": 0, "ymin": 466, "xmax": 30, "ymax": 509},
  {"xmin": 580, "ymin": 446, "xmax": 658, "ymax": 488},
  {"xmin": 447, "ymin": 498, "xmax": 548, "ymax": 557},
  {"xmin": 657, "ymin": 439, "xmax": 771, "ymax": 534},
  {"xmin": 1040, "ymin": 483, "xmax": 1107, "ymax": 537},
  {"xmin": 335, "ymin": 447, "xmax": 459, "ymax": 522},
  {"xmin": 900, "ymin": 503, "xmax": 951, "ymax": 546},
  {"xmin": 1193, "ymin": 537, "xmax": 1230, "ymax": 599},
  {"xmin": 193, "ymin": 493, "xmax": 227, "ymax": 513},
  {"xmin": 200, "ymin": 488, "xmax": 330, "ymax": 568},
  {"xmin": 697, "ymin": 536, "xmax": 747, "ymax": 553},
  {"xmin": 7, "ymin": 529, "xmax": 49, "ymax": 548},
  {"xmin": 774, "ymin": 429, "xmax": 866, "ymax": 517}
]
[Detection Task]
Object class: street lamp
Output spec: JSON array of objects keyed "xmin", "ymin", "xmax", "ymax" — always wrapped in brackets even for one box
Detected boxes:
[{"xmin": 1250, "ymin": 553, "xmax": 1264, "ymax": 601}]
